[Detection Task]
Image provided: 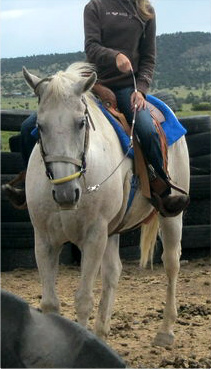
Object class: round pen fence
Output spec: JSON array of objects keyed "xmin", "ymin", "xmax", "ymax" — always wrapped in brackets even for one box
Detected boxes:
[{"xmin": 1, "ymin": 110, "xmax": 210, "ymax": 271}]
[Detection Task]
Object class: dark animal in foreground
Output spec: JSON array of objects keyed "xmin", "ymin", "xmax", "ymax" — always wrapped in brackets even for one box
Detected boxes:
[{"xmin": 1, "ymin": 290, "xmax": 126, "ymax": 368}]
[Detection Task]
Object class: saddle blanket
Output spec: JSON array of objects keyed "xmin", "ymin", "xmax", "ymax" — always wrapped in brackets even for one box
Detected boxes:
[{"xmin": 98, "ymin": 95, "xmax": 187, "ymax": 159}]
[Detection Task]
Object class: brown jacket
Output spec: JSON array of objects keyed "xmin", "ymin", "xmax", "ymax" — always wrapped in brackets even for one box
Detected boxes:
[{"xmin": 84, "ymin": 0, "xmax": 156, "ymax": 95}]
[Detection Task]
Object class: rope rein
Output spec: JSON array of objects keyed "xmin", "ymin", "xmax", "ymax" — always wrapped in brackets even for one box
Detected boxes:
[{"xmin": 84, "ymin": 68, "xmax": 137, "ymax": 193}]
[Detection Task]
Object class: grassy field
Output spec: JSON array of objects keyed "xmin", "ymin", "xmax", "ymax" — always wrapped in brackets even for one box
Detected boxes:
[
  {"xmin": 1, "ymin": 97, "xmax": 37, "ymax": 151},
  {"xmin": 152, "ymin": 84, "xmax": 211, "ymax": 99},
  {"xmin": 2, "ymin": 86, "xmax": 211, "ymax": 113},
  {"xmin": 1, "ymin": 96, "xmax": 38, "ymax": 111},
  {"xmin": 177, "ymin": 103, "xmax": 211, "ymax": 117},
  {"xmin": 1, "ymin": 93, "xmax": 210, "ymax": 152},
  {"xmin": 1, "ymin": 131, "xmax": 19, "ymax": 151}
]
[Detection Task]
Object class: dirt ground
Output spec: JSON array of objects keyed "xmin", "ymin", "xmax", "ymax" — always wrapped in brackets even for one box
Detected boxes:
[{"xmin": 1, "ymin": 257, "xmax": 211, "ymax": 368}]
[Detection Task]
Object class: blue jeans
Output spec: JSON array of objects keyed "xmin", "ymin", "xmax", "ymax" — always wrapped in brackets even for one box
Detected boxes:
[
  {"xmin": 112, "ymin": 87, "xmax": 167, "ymax": 181},
  {"xmin": 20, "ymin": 113, "xmax": 37, "ymax": 168}
]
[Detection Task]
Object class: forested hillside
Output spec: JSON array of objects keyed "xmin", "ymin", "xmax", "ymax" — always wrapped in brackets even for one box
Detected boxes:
[
  {"xmin": 1, "ymin": 32, "xmax": 211, "ymax": 94},
  {"xmin": 154, "ymin": 32, "xmax": 211, "ymax": 89}
]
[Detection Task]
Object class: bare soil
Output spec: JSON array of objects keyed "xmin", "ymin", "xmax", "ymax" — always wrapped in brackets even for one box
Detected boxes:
[{"xmin": 1, "ymin": 257, "xmax": 211, "ymax": 368}]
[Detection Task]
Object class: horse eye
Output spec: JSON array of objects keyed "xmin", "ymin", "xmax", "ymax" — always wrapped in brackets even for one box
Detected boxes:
[{"xmin": 79, "ymin": 118, "xmax": 86, "ymax": 130}]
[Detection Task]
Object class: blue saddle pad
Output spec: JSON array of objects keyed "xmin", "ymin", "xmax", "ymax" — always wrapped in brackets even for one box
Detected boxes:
[
  {"xmin": 98, "ymin": 101, "xmax": 134, "ymax": 159},
  {"xmin": 146, "ymin": 95, "xmax": 187, "ymax": 146},
  {"xmin": 97, "ymin": 95, "xmax": 187, "ymax": 158}
]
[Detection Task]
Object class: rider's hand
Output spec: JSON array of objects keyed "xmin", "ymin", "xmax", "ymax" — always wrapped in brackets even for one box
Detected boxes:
[
  {"xmin": 116, "ymin": 53, "xmax": 132, "ymax": 73},
  {"xmin": 131, "ymin": 91, "xmax": 147, "ymax": 111}
]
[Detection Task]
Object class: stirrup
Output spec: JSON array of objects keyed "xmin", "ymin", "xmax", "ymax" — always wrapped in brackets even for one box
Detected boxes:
[
  {"xmin": 2, "ymin": 170, "xmax": 27, "ymax": 210},
  {"xmin": 2, "ymin": 184, "xmax": 27, "ymax": 209}
]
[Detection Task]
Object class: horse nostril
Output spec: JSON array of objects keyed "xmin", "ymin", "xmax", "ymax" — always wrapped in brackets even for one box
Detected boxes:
[
  {"xmin": 52, "ymin": 190, "xmax": 57, "ymax": 202},
  {"xmin": 75, "ymin": 188, "xmax": 80, "ymax": 202},
  {"xmin": 52, "ymin": 187, "xmax": 80, "ymax": 205}
]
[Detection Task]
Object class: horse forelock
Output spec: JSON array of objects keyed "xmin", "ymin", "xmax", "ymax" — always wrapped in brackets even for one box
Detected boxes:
[
  {"xmin": 43, "ymin": 62, "xmax": 96, "ymax": 103},
  {"xmin": 65, "ymin": 61, "xmax": 96, "ymax": 79}
]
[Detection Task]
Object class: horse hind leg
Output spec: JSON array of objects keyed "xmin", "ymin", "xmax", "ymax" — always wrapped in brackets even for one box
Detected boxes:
[
  {"xmin": 153, "ymin": 214, "xmax": 183, "ymax": 347},
  {"xmin": 34, "ymin": 228, "xmax": 63, "ymax": 314},
  {"xmin": 95, "ymin": 234, "xmax": 122, "ymax": 339}
]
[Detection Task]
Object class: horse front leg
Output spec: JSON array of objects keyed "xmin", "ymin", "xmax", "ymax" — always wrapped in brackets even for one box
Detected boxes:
[
  {"xmin": 153, "ymin": 215, "xmax": 183, "ymax": 347},
  {"xmin": 95, "ymin": 234, "xmax": 122, "ymax": 339},
  {"xmin": 34, "ymin": 228, "xmax": 63, "ymax": 314},
  {"xmin": 75, "ymin": 221, "xmax": 108, "ymax": 327}
]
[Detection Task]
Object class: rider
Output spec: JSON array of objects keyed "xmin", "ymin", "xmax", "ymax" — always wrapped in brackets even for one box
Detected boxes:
[
  {"xmin": 3, "ymin": 0, "xmax": 189, "ymax": 216},
  {"xmin": 83, "ymin": 0, "xmax": 189, "ymax": 216}
]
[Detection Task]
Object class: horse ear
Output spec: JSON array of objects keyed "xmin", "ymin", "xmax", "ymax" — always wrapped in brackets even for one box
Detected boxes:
[
  {"xmin": 22, "ymin": 66, "xmax": 41, "ymax": 90},
  {"xmin": 74, "ymin": 72, "xmax": 97, "ymax": 96}
]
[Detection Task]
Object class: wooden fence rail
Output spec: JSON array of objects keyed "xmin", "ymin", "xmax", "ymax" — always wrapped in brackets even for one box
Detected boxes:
[{"xmin": 1, "ymin": 110, "xmax": 35, "ymax": 131}]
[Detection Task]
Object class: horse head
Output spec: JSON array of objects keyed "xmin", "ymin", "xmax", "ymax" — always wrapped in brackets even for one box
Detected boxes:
[{"xmin": 23, "ymin": 64, "xmax": 97, "ymax": 208}]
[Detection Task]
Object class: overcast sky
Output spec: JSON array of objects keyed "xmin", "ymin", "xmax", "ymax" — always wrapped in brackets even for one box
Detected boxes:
[{"xmin": 1, "ymin": 0, "xmax": 211, "ymax": 58}]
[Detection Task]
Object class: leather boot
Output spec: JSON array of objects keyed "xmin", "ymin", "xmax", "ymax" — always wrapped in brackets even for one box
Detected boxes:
[
  {"xmin": 148, "ymin": 168, "xmax": 190, "ymax": 217},
  {"xmin": 150, "ymin": 191, "xmax": 190, "ymax": 217},
  {"xmin": 2, "ymin": 171, "xmax": 27, "ymax": 209}
]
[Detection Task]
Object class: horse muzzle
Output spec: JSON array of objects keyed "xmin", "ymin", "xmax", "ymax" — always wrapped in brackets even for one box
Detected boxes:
[{"xmin": 52, "ymin": 181, "xmax": 82, "ymax": 208}]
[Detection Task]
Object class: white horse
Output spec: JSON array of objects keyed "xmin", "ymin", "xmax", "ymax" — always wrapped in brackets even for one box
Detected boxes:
[{"xmin": 23, "ymin": 62, "xmax": 190, "ymax": 347}]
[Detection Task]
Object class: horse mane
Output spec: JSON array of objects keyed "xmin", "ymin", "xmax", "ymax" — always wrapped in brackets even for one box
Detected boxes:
[
  {"xmin": 44, "ymin": 62, "xmax": 96, "ymax": 102},
  {"xmin": 65, "ymin": 62, "xmax": 96, "ymax": 81}
]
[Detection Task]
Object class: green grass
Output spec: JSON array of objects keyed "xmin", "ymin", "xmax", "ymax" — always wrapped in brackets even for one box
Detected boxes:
[
  {"xmin": 1, "ymin": 97, "xmax": 38, "ymax": 152},
  {"xmin": 151, "ymin": 85, "xmax": 211, "ymax": 99},
  {"xmin": 1, "ymin": 96, "xmax": 210, "ymax": 152},
  {"xmin": 1, "ymin": 131, "xmax": 19, "ymax": 151},
  {"xmin": 1, "ymin": 96, "xmax": 38, "ymax": 111},
  {"xmin": 177, "ymin": 110, "xmax": 211, "ymax": 117},
  {"xmin": 177, "ymin": 103, "xmax": 211, "ymax": 117}
]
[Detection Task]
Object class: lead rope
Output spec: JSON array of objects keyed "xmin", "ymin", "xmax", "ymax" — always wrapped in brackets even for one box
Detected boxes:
[{"xmin": 84, "ymin": 68, "xmax": 138, "ymax": 193}]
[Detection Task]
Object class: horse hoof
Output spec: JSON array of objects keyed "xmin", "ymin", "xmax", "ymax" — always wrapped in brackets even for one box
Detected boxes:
[
  {"xmin": 94, "ymin": 325, "xmax": 109, "ymax": 341},
  {"xmin": 41, "ymin": 302, "xmax": 60, "ymax": 314},
  {"xmin": 152, "ymin": 332, "xmax": 174, "ymax": 347},
  {"xmin": 96, "ymin": 332, "xmax": 107, "ymax": 341}
]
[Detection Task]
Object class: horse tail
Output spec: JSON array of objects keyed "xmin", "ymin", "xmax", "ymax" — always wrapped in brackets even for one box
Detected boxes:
[{"xmin": 140, "ymin": 213, "xmax": 159, "ymax": 268}]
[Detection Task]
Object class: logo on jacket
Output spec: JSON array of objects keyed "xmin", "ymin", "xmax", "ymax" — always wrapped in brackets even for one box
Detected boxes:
[{"xmin": 106, "ymin": 11, "xmax": 128, "ymax": 17}]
